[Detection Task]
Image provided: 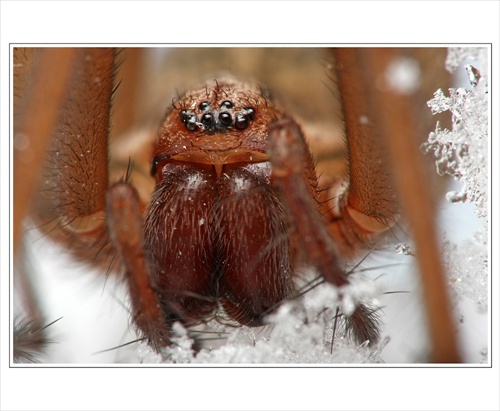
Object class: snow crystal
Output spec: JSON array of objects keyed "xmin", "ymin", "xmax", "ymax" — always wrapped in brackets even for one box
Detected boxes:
[
  {"xmin": 422, "ymin": 47, "xmax": 489, "ymax": 358},
  {"xmin": 394, "ymin": 243, "xmax": 415, "ymax": 256},
  {"xmin": 445, "ymin": 47, "xmax": 489, "ymax": 73},
  {"xmin": 442, "ymin": 238, "xmax": 488, "ymax": 314},
  {"xmin": 136, "ymin": 280, "xmax": 387, "ymax": 364},
  {"xmin": 422, "ymin": 48, "xmax": 489, "ymax": 220}
]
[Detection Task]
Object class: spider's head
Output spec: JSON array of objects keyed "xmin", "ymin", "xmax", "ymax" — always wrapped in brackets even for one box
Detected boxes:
[{"xmin": 151, "ymin": 78, "xmax": 284, "ymax": 179}]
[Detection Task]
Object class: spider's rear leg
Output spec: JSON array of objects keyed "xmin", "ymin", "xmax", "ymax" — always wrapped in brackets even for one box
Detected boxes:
[{"xmin": 268, "ymin": 118, "xmax": 381, "ymax": 345}]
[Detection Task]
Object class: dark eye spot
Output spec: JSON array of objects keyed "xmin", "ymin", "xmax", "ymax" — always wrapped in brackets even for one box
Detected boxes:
[
  {"xmin": 201, "ymin": 112, "xmax": 214, "ymax": 128},
  {"xmin": 186, "ymin": 115, "xmax": 198, "ymax": 131},
  {"xmin": 219, "ymin": 112, "xmax": 233, "ymax": 127},
  {"xmin": 234, "ymin": 113, "xmax": 249, "ymax": 130},
  {"xmin": 199, "ymin": 101, "xmax": 210, "ymax": 111},
  {"xmin": 220, "ymin": 100, "xmax": 234, "ymax": 110},
  {"xmin": 180, "ymin": 109, "xmax": 189, "ymax": 123},
  {"xmin": 244, "ymin": 107, "xmax": 256, "ymax": 120}
]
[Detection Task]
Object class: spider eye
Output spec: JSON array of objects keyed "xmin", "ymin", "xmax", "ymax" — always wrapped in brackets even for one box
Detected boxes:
[
  {"xmin": 234, "ymin": 113, "xmax": 249, "ymax": 130},
  {"xmin": 199, "ymin": 101, "xmax": 210, "ymax": 111},
  {"xmin": 201, "ymin": 112, "xmax": 214, "ymax": 128},
  {"xmin": 179, "ymin": 109, "xmax": 189, "ymax": 123},
  {"xmin": 244, "ymin": 107, "xmax": 256, "ymax": 121},
  {"xmin": 179, "ymin": 109, "xmax": 198, "ymax": 131},
  {"xmin": 234, "ymin": 108, "xmax": 256, "ymax": 130},
  {"xmin": 220, "ymin": 100, "xmax": 234, "ymax": 110},
  {"xmin": 185, "ymin": 115, "xmax": 198, "ymax": 131},
  {"xmin": 218, "ymin": 112, "xmax": 233, "ymax": 127}
]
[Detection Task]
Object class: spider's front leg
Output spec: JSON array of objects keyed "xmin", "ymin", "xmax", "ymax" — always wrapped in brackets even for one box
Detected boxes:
[
  {"xmin": 268, "ymin": 118, "xmax": 382, "ymax": 345},
  {"xmin": 106, "ymin": 182, "xmax": 169, "ymax": 351}
]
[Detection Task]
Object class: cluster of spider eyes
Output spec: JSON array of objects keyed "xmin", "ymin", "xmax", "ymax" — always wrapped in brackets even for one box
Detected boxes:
[{"xmin": 179, "ymin": 100, "xmax": 256, "ymax": 132}]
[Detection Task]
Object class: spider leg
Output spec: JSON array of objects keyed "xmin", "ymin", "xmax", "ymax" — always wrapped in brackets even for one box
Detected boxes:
[
  {"xmin": 325, "ymin": 49, "xmax": 400, "ymax": 256},
  {"xmin": 269, "ymin": 118, "xmax": 347, "ymax": 288},
  {"xmin": 107, "ymin": 182, "xmax": 168, "ymax": 351},
  {"xmin": 27, "ymin": 48, "xmax": 116, "ymax": 267},
  {"xmin": 268, "ymin": 118, "xmax": 381, "ymax": 344},
  {"xmin": 14, "ymin": 48, "xmax": 116, "ymax": 361},
  {"xmin": 332, "ymin": 48, "xmax": 460, "ymax": 362},
  {"xmin": 16, "ymin": 48, "xmax": 170, "ymax": 354},
  {"xmin": 14, "ymin": 48, "xmax": 76, "ymax": 249}
]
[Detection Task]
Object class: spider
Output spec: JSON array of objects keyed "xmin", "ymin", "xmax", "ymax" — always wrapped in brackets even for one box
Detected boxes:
[{"xmin": 13, "ymin": 47, "xmax": 460, "ymax": 363}]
